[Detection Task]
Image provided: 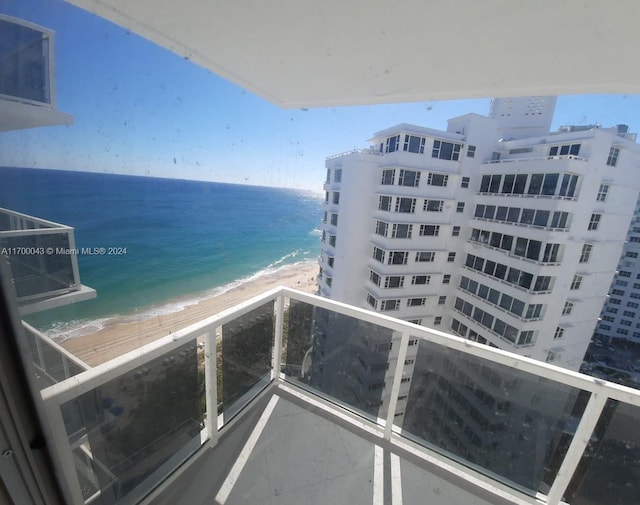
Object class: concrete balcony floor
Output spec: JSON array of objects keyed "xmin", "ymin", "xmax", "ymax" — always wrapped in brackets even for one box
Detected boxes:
[{"xmin": 151, "ymin": 385, "xmax": 515, "ymax": 505}]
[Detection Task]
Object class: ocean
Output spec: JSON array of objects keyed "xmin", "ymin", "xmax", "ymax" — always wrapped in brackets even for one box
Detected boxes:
[{"xmin": 0, "ymin": 167, "xmax": 323, "ymax": 336}]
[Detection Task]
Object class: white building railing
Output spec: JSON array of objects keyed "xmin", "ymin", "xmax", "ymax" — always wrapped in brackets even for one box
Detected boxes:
[{"xmin": 38, "ymin": 287, "xmax": 640, "ymax": 505}]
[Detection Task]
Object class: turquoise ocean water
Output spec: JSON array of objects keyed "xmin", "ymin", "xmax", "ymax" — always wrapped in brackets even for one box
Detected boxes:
[{"xmin": 0, "ymin": 167, "xmax": 322, "ymax": 336}]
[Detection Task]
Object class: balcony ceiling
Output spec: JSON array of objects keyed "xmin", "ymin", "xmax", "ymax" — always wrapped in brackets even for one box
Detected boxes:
[{"xmin": 67, "ymin": 0, "xmax": 640, "ymax": 108}]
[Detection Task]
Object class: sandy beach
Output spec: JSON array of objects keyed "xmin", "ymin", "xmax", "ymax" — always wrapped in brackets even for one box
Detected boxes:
[{"xmin": 62, "ymin": 261, "xmax": 319, "ymax": 366}]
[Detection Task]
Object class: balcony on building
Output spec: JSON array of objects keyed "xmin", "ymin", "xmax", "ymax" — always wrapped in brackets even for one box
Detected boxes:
[
  {"xmin": 35, "ymin": 287, "xmax": 640, "ymax": 505},
  {"xmin": 0, "ymin": 14, "xmax": 73, "ymax": 132},
  {"xmin": 0, "ymin": 207, "xmax": 96, "ymax": 314}
]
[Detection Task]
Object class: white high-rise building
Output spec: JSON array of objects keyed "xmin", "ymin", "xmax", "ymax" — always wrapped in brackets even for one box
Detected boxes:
[
  {"xmin": 593, "ymin": 193, "xmax": 640, "ymax": 349},
  {"xmin": 319, "ymin": 96, "xmax": 640, "ymax": 371}
]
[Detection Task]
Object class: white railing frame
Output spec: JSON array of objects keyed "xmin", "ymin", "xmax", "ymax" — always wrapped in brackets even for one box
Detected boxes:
[{"xmin": 39, "ymin": 286, "xmax": 640, "ymax": 505}]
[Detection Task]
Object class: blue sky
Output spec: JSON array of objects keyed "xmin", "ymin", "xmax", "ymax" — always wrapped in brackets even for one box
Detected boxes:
[{"xmin": 2, "ymin": 1, "xmax": 640, "ymax": 191}]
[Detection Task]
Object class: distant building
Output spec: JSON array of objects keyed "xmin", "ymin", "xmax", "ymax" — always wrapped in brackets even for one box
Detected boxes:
[
  {"xmin": 318, "ymin": 96, "xmax": 640, "ymax": 372},
  {"xmin": 593, "ymin": 193, "xmax": 640, "ymax": 350}
]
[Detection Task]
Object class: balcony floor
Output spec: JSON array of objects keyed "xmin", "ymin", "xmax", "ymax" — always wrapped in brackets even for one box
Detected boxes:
[{"xmin": 150, "ymin": 385, "xmax": 517, "ymax": 505}]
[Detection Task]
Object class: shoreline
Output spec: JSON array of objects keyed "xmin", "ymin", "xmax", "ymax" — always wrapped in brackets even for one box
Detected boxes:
[{"xmin": 61, "ymin": 260, "xmax": 319, "ymax": 366}]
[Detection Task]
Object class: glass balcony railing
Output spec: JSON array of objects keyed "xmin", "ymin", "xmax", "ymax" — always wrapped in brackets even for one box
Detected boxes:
[
  {"xmin": 0, "ymin": 16, "xmax": 51, "ymax": 106},
  {"xmin": 0, "ymin": 208, "xmax": 95, "ymax": 312},
  {"xmin": 36, "ymin": 287, "xmax": 640, "ymax": 505}
]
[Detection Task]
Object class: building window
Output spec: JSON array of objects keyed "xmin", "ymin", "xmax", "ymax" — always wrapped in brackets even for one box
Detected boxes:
[
  {"xmin": 398, "ymin": 169, "xmax": 421, "ymax": 187},
  {"xmin": 372, "ymin": 246, "xmax": 385, "ymax": 263},
  {"xmin": 326, "ymin": 277, "xmax": 332, "ymax": 287},
  {"xmin": 432, "ymin": 140, "xmax": 462, "ymax": 160},
  {"xmin": 461, "ymin": 177, "xmax": 470, "ymax": 189},
  {"xmin": 626, "ymin": 251, "xmax": 639, "ymax": 258},
  {"xmin": 327, "ymin": 257, "xmax": 334, "ymax": 268},
  {"xmin": 326, "ymin": 169, "xmax": 331, "ymax": 183},
  {"xmin": 334, "ymin": 169, "xmax": 342, "ymax": 183},
  {"xmin": 423, "ymin": 199, "xmax": 444, "ymax": 212},
  {"xmin": 554, "ymin": 327, "xmax": 565, "ymax": 339},
  {"xmin": 415, "ymin": 251, "xmax": 435, "ymax": 262},
  {"xmin": 385, "ymin": 135, "xmax": 400, "ymax": 153},
  {"xmin": 456, "ymin": 202, "xmax": 465, "ymax": 213},
  {"xmin": 596, "ymin": 183, "xmax": 610, "ymax": 202},
  {"xmin": 525, "ymin": 304, "xmax": 544, "ymax": 319},
  {"xmin": 434, "ymin": 316, "xmax": 442, "ymax": 325},
  {"xmin": 379, "ymin": 195, "xmax": 392, "ymax": 211},
  {"xmin": 332, "ymin": 192, "xmax": 340, "ymax": 205},
  {"xmin": 579, "ymin": 244, "xmax": 593, "ymax": 263},
  {"xmin": 443, "ymin": 274, "xmax": 451, "ymax": 284},
  {"xmin": 438, "ymin": 295, "xmax": 446, "ymax": 305},
  {"xmin": 620, "ymin": 270, "xmax": 632, "ymax": 277},
  {"xmin": 324, "ymin": 191, "xmax": 329, "ymax": 203},
  {"xmin": 375, "ymin": 220, "xmax": 388, "ymax": 236},
  {"xmin": 329, "ymin": 235, "xmax": 336, "ymax": 247},
  {"xmin": 612, "ymin": 289, "xmax": 625, "ymax": 296},
  {"xmin": 391, "ymin": 223, "xmax": 412, "ymax": 238},
  {"xmin": 384, "ymin": 276, "xmax": 404, "ymax": 288},
  {"xmin": 323, "ymin": 211, "xmax": 327, "ymax": 223},
  {"xmin": 411, "ymin": 275, "xmax": 430, "ymax": 285},
  {"xmin": 452, "ymin": 226, "xmax": 460, "ymax": 236},
  {"xmin": 562, "ymin": 301, "xmax": 574, "ymax": 315},
  {"xmin": 447, "ymin": 252, "xmax": 456, "ymax": 262},
  {"xmin": 588, "ymin": 213, "xmax": 601, "ymax": 231},
  {"xmin": 395, "ymin": 197, "xmax": 416, "ymax": 213},
  {"xmin": 381, "ymin": 169, "xmax": 395, "ymax": 185},
  {"xmin": 408, "ymin": 338, "xmax": 418, "ymax": 346},
  {"xmin": 403, "ymin": 134, "xmax": 426, "ymax": 154},
  {"xmin": 381, "ymin": 299, "xmax": 400, "ymax": 311},
  {"xmin": 467, "ymin": 145, "xmax": 476, "ymax": 158},
  {"xmin": 427, "ymin": 173, "xmax": 448, "ymax": 186},
  {"xmin": 549, "ymin": 144, "xmax": 581, "ymax": 156},
  {"xmin": 630, "ymin": 302, "xmax": 640, "ymax": 309},
  {"xmin": 518, "ymin": 331, "xmax": 536, "ymax": 345},
  {"xmin": 558, "ymin": 174, "xmax": 579, "ymax": 198},
  {"xmin": 366, "ymin": 294, "xmax": 377, "ymax": 308},
  {"xmin": 388, "ymin": 251, "xmax": 409, "ymax": 265},
  {"xmin": 330, "ymin": 213, "xmax": 339, "ymax": 226},
  {"xmin": 407, "ymin": 298, "xmax": 426, "ymax": 307},
  {"xmin": 607, "ymin": 146, "xmax": 620, "ymax": 167},
  {"xmin": 570, "ymin": 275, "xmax": 583, "ymax": 290},
  {"xmin": 419, "ymin": 224, "xmax": 440, "ymax": 236},
  {"xmin": 369, "ymin": 270, "xmax": 381, "ymax": 286}
]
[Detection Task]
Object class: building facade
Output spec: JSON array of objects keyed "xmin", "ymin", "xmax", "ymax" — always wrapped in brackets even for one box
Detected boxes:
[
  {"xmin": 319, "ymin": 97, "xmax": 640, "ymax": 372},
  {"xmin": 593, "ymin": 193, "xmax": 640, "ymax": 350}
]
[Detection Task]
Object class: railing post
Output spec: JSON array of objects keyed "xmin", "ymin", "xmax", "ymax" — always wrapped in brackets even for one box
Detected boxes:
[
  {"xmin": 40, "ymin": 397, "xmax": 85, "ymax": 505},
  {"xmin": 204, "ymin": 324, "xmax": 219, "ymax": 447},
  {"xmin": 384, "ymin": 330, "xmax": 410, "ymax": 440},
  {"xmin": 272, "ymin": 293, "xmax": 285, "ymax": 380},
  {"xmin": 545, "ymin": 391, "xmax": 608, "ymax": 505},
  {"xmin": 67, "ymin": 230, "xmax": 81, "ymax": 290}
]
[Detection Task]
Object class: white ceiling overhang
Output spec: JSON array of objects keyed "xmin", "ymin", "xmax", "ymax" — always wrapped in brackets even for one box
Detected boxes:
[{"xmin": 67, "ymin": 0, "xmax": 640, "ymax": 108}]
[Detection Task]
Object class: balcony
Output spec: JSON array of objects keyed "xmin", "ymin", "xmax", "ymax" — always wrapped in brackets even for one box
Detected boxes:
[
  {"xmin": 0, "ymin": 208, "xmax": 96, "ymax": 314},
  {"xmin": 35, "ymin": 287, "xmax": 640, "ymax": 505},
  {"xmin": 0, "ymin": 14, "xmax": 73, "ymax": 131}
]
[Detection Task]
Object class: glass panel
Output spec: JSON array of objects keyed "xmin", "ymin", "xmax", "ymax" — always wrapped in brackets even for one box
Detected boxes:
[
  {"xmin": 0, "ymin": 232, "xmax": 76, "ymax": 300},
  {"xmin": 0, "ymin": 19, "xmax": 50, "ymax": 103},
  {"xmin": 39, "ymin": 335, "xmax": 67, "ymax": 382},
  {"xmin": 58, "ymin": 340, "xmax": 203, "ymax": 505},
  {"xmin": 282, "ymin": 300, "xmax": 395, "ymax": 422},
  {"xmin": 565, "ymin": 400, "xmax": 640, "ymax": 504},
  {"xmin": 400, "ymin": 340, "xmax": 585, "ymax": 496},
  {"xmin": 220, "ymin": 301, "xmax": 274, "ymax": 421}
]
